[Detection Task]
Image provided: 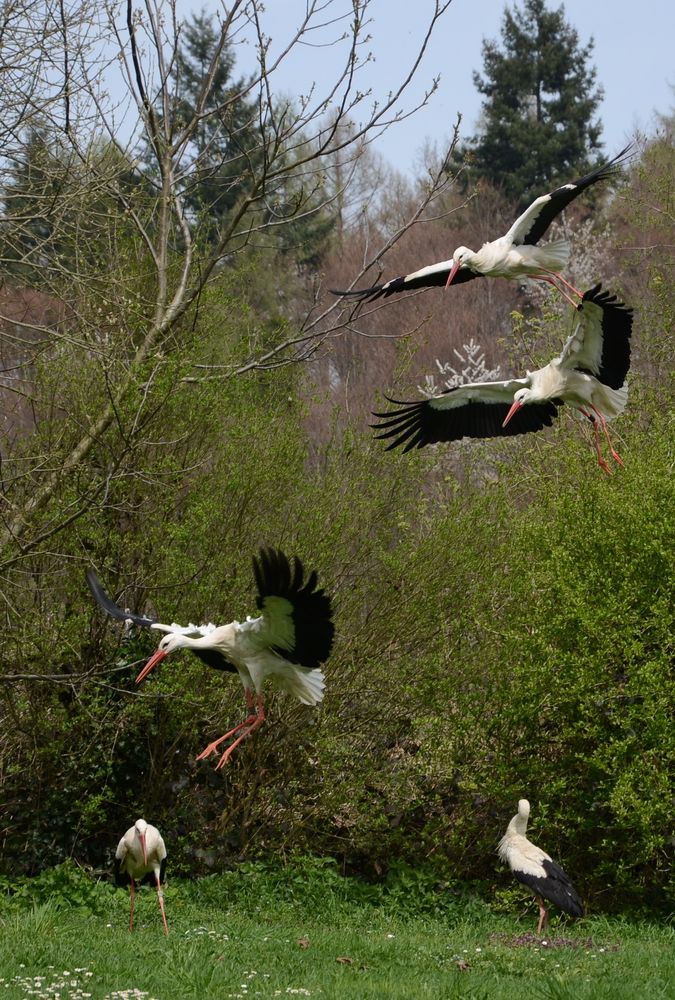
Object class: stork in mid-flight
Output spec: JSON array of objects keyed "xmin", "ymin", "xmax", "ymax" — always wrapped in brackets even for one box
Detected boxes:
[
  {"xmin": 332, "ymin": 146, "xmax": 631, "ymax": 306},
  {"xmin": 114, "ymin": 818, "xmax": 168, "ymax": 934},
  {"xmin": 498, "ymin": 799, "xmax": 584, "ymax": 934},
  {"xmin": 87, "ymin": 548, "xmax": 334, "ymax": 768},
  {"xmin": 371, "ymin": 284, "xmax": 633, "ymax": 474}
]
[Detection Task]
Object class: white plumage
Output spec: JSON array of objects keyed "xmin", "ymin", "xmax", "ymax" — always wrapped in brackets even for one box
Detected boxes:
[
  {"xmin": 114, "ymin": 818, "xmax": 168, "ymax": 935},
  {"xmin": 87, "ymin": 547, "xmax": 334, "ymax": 768},
  {"xmin": 372, "ymin": 284, "xmax": 632, "ymax": 474},
  {"xmin": 498, "ymin": 799, "xmax": 583, "ymax": 934},
  {"xmin": 332, "ymin": 147, "xmax": 631, "ymax": 305}
]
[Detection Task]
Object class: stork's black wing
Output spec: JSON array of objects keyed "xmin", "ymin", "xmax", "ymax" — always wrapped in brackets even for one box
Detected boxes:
[
  {"xmin": 252, "ymin": 548, "xmax": 334, "ymax": 669},
  {"xmin": 330, "ymin": 258, "xmax": 479, "ymax": 303},
  {"xmin": 514, "ymin": 859, "xmax": 584, "ymax": 918},
  {"xmin": 372, "ymin": 385, "xmax": 560, "ymax": 453},
  {"xmin": 509, "ymin": 144, "xmax": 633, "ymax": 247},
  {"xmin": 86, "ymin": 568, "xmax": 156, "ymax": 628},
  {"xmin": 562, "ymin": 284, "xmax": 633, "ymax": 389}
]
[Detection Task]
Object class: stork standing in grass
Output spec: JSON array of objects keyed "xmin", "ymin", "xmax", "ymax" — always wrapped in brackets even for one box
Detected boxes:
[
  {"xmin": 371, "ymin": 284, "xmax": 632, "ymax": 474},
  {"xmin": 332, "ymin": 146, "xmax": 631, "ymax": 306},
  {"xmin": 498, "ymin": 799, "xmax": 584, "ymax": 934},
  {"xmin": 87, "ymin": 547, "xmax": 334, "ymax": 769},
  {"xmin": 115, "ymin": 818, "xmax": 168, "ymax": 935}
]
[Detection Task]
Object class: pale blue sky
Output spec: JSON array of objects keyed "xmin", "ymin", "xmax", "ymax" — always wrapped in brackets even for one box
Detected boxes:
[{"xmin": 231, "ymin": 0, "xmax": 674, "ymax": 175}]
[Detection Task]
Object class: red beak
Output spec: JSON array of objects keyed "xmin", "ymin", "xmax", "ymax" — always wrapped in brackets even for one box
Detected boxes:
[
  {"xmin": 502, "ymin": 398, "xmax": 524, "ymax": 428},
  {"xmin": 140, "ymin": 831, "xmax": 147, "ymax": 866},
  {"xmin": 136, "ymin": 647, "xmax": 168, "ymax": 685},
  {"xmin": 445, "ymin": 258, "xmax": 462, "ymax": 288}
]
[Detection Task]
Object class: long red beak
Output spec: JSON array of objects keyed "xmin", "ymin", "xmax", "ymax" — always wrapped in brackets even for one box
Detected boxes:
[
  {"xmin": 444, "ymin": 259, "xmax": 462, "ymax": 289},
  {"xmin": 136, "ymin": 647, "xmax": 168, "ymax": 685},
  {"xmin": 140, "ymin": 831, "xmax": 147, "ymax": 866},
  {"xmin": 502, "ymin": 398, "xmax": 524, "ymax": 428}
]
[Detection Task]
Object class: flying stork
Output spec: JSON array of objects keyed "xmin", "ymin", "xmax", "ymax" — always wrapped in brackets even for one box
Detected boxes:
[
  {"xmin": 114, "ymin": 818, "xmax": 168, "ymax": 935},
  {"xmin": 371, "ymin": 284, "xmax": 633, "ymax": 474},
  {"xmin": 498, "ymin": 799, "xmax": 584, "ymax": 934},
  {"xmin": 86, "ymin": 548, "xmax": 334, "ymax": 769},
  {"xmin": 332, "ymin": 146, "xmax": 631, "ymax": 306}
]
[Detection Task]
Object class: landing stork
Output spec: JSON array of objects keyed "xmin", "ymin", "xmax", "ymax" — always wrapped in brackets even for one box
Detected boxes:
[
  {"xmin": 333, "ymin": 146, "xmax": 631, "ymax": 306},
  {"xmin": 371, "ymin": 284, "xmax": 633, "ymax": 474},
  {"xmin": 87, "ymin": 548, "xmax": 334, "ymax": 768},
  {"xmin": 498, "ymin": 799, "xmax": 583, "ymax": 933},
  {"xmin": 114, "ymin": 818, "xmax": 168, "ymax": 935}
]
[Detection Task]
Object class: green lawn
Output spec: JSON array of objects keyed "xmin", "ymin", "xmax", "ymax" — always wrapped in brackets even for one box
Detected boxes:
[{"xmin": 0, "ymin": 864, "xmax": 672, "ymax": 1000}]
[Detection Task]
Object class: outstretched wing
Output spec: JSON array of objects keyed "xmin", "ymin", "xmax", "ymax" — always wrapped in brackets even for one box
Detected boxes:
[
  {"xmin": 87, "ymin": 569, "xmax": 236, "ymax": 672},
  {"xmin": 252, "ymin": 548, "xmax": 334, "ymax": 669},
  {"xmin": 330, "ymin": 258, "xmax": 479, "ymax": 303},
  {"xmin": 371, "ymin": 381, "xmax": 559, "ymax": 452},
  {"xmin": 86, "ymin": 568, "xmax": 156, "ymax": 628},
  {"xmin": 558, "ymin": 284, "xmax": 633, "ymax": 388},
  {"xmin": 506, "ymin": 145, "xmax": 633, "ymax": 247}
]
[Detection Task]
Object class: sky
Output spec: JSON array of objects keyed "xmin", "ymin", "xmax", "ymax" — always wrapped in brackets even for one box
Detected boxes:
[{"xmin": 229, "ymin": 0, "xmax": 674, "ymax": 176}]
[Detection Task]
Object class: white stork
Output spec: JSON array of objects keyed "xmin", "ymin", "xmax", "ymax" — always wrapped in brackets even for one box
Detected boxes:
[
  {"xmin": 498, "ymin": 799, "xmax": 584, "ymax": 934},
  {"xmin": 87, "ymin": 548, "xmax": 334, "ymax": 769},
  {"xmin": 332, "ymin": 146, "xmax": 631, "ymax": 306},
  {"xmin": 371, "ymin": 284, "xmax": 632, "ymax": 474},
  {"xmin": 114, "ymin": 818, "xmax": 168, "ymax": 935}
]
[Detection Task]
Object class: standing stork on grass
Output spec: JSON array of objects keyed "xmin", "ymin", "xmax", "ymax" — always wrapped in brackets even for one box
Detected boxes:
[
  {"xmin": 87, "ymin": 547, "xmax": 334, "ymax": 769},
  {"xmin": 114, "ymin": 818, "xmax": 168, "ymax": 935},
  {"xmin": 332, "ymin": 146, "xmax": 631, "ymax": 307},
  {"xmin": 498, "ymin": 799, "xmax": 584, "ymax": 934},
  {"xmin": 371, "ymin": 284, "xmax": 633, "ymax": 474}
]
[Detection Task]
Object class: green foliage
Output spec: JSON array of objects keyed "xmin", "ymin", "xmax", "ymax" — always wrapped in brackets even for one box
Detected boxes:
[{"xmin": 459, "ymin": 0, "xmax": 603, "ymax": 203}]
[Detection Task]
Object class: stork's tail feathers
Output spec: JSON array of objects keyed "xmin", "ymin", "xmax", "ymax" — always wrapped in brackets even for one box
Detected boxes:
[
  {"xmin": 288, "ymin": 666, "xmax": 325, "ymax": 706},
  {"xmin": 538, "ymin": 238, "xmax": 570, "ymax": 270}
]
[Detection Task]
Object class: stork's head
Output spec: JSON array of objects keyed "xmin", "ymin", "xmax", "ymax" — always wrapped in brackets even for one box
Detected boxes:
[
  {"xmin": 445, "ymin": 246, "xmax": 475, "ymax": 288},
  {"xmin": 507, "ymin": 798, "xmax": 531, "ymax": 837},
  {"xmin": 134, "ymin": 818, "xmax": 148, "ymax": 864},
  {"xmin": 135, "ymin": 631, "xmax": 190, "ymax": 685},
  {"xmin": 502, "ymin": 387, "xmax": 536, "ymax": 427}
]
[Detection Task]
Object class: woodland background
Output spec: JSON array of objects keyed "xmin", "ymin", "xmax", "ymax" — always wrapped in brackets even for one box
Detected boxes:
[{"xmin": 0, "ymin": 0, "xmax": 672, "ymax": 915}]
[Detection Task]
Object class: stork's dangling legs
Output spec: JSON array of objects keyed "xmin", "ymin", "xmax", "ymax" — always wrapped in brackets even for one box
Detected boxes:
[
  {"xmin": 215, "ymin": 695, "xmax": 266, "ymax": 770},
  {"xmin": 195, "ymin": 688, "xmax": 258, "ymax": 763},
  {"xmin": 591, "ymin": 404, "xmax": 624, "ymax": 466},
  {"xmin": 528, "ymin": 273, "xmax": 579, "ymax": 309}
]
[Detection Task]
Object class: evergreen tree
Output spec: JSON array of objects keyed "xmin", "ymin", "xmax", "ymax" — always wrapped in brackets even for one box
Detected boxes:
[{"xmin": 463, "ymin": 0, "xmax": 603, "ymax": 204}]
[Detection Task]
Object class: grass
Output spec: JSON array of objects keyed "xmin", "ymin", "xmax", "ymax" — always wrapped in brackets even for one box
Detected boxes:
[{"xmin": 0, "ymin": 861, "xmax": 673, "ymax": 1000}]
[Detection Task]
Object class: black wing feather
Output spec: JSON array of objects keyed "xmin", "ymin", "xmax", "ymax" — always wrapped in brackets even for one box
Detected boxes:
[
  {"xmin": 86, "ymin": 568, "xmax": 156, "ymax": 628},
  {"xmin": 371, "ymin": 393, "xmax": 559, "ymax": 452},
  {"xmin": 86, "ymin": 568, "xmax": 237, "ymax": 674},
  {"xmin": 330, "ymin": 264, "xmax": 478, "ymax": 303},
  {"xmin": 514, "ymin": 859, "xmax": 584, "ymax": 917},
  {"xmin": 253, "ymin": 547, "xmax": 334, "ymax": 669},
  {"xmin": 521, "ymin": 144, "xmax": 633, "ymax": 246},
  {"xmin": 579, "ymin": 284, "xmax": 633, "ymax": 389}
]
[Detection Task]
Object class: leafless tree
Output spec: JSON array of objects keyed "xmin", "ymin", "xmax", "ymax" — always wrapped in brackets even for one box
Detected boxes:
[{"xmin": 0, "ymin": 0, "xmax": 458, "ymax": 566}]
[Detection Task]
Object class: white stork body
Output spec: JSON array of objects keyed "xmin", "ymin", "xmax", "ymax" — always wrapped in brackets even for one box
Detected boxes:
[
  {"xmin": 332, "ymin": 146, "xmax": 631, "ymax": 304},
  {"xmin": 87, "ymin": 548, "xmax": 334, "ymax": 768},
  {"xmin": 372, "ymin": 284, "xmax": 632, "ymax": 474},
  {"xmin": 498, "ymin": 800, "xmax": 583, "ymax": 933},
  {"xmin": 114, "ymin": 818, "xmax": 168, "ymax": 934}
]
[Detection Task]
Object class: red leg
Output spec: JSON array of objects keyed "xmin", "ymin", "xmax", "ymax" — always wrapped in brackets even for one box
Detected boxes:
[
  {"xmin": 196, "ymin": 689, "xmax": 257, "ymax": 761},
  {"xmin": 536, "ymin": 896, "xmax": 549, "ymax": 935},
  {"xmin": 528, "ymin": 274, "xmax": 579, "ymax": 308},
  {"xmin": 156, "ymin": 875, "xmax": 169, "ymax": 936},
  {"xmin": 215, "ymin": 694, "xmax": 266, "ymax": 770},
  {"xmin": 584, "ymin": 411, "xmax": 612, "ymax": 475},
  {"xmin": 538, "ymin": 267, "xmax": 583, "ymax": 298},
  {"xmin": 591, "ymin": 405, "xmax": 624, "ymax": 466},
  {"xmin": 129, "ymin": 878, "xmax": 135, "ymax": 932}
]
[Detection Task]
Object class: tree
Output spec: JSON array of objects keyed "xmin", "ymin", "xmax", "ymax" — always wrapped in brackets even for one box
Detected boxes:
[{"xmin": 463, "ymin": 0, "xmax": 603, "ymax": 203}]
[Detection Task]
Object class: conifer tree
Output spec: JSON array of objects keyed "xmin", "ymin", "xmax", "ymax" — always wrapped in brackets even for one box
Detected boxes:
[{"xmin": 464, "ymin": 0, "xmax": 603, "ymax": 204}]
